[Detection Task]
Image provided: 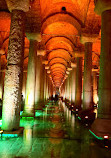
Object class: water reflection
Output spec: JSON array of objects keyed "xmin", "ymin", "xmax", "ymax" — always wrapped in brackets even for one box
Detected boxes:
[
  {"xmin": 1, "ymin": 101, "xmax": 111, "ymax": 158},
  {"xmin": 48, "ymin": 104, "xmax": 64, "ymax": 157},
  {"xmin": 23, "ymin": 125, "xmax": 33, "ymax": 150}
]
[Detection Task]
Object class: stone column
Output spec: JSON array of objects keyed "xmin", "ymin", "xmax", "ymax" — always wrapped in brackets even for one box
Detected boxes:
[
  {"xmin": 48, "ymin": 78, "xmax": 53, "ymax": 98},
  {"xmin": 0, "ymin": 55, "xmax": 2, "ymax": 99},
  {"xmin": 44, "ymin": 69, "xmax": 47, "ymax": 101},
  {"xmin": 83, "ymin": 42, "xmax": 93, "ymax": 110},
  {"xmin": 66, "ymin": 77, "xmax": 69, "ymax": 100},
  {"xmin": 71, "ymin": 67, "xmax": 76, "ymax": 104},
  {"xmin": 46, "ymin": 73, "xmax": 49, "ymax": 99},
  {"xmin": 63, "ymin": 80, "xmax": 66, "ymax": 100},
  {"xmin": 98, "ymin": 10, "xmax": 111, "ymax": 119},
  {"xmin": 35, "ymin": 55, "xmax": 45, "ymax": 109},
  {"xmin": 23, "ymin": 40, "xmax": 37, "ymax": 116},
  {"xmin": 92, "ymin": 71, "xmax": 98, "ymax": 105},
  {"xmin": 75, "ymin": 57, "xmax": 82, "ymax": 108},
  {"xmin": 2, "ymin": 9, "xmax": 26, "ymax": 131},
  {"xmin": 22, "ymin": 71, "xmax": 27, "ymax": 102},
  {"xmin": 69, "ymin": 73, "xmax": 72, "ymax": 102},
  {"xmin": 91, "ymin": 1, "xmax": 111, "ymax": 138},
  {"xmin": 40, "ymin": 62, "xmax": 45, "ymax": 102},
  {"xmin": 35, "ymin": 55, "xmax": 41, "ymax": 108}
]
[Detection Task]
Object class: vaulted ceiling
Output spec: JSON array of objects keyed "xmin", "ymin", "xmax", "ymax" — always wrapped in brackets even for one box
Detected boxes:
[{"xmin": 0, "ymin": 0, "xmax": 101, "ymax": 88}]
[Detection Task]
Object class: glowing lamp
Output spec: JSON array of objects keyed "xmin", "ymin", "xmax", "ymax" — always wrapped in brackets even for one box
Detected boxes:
[
  {"xmin": 104, "ymin": 136, "xmax": 109, "ymax": 139},
  {"xmin": 85, "ymin": 116, "xmax": 88, "ymax": 119}
]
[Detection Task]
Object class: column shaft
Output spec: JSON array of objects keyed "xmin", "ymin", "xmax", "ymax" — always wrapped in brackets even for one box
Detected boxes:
[
  {"xmin": 2, "ymin": 10, "xmax": 25, "ymax": 130},
  {"xmin": 92, "ymin": 71, "xmax": 98, "ymax": 105},
  {"xmin": 71, "ymin": 67, "xmax": 76, "ymax": 103},
  {"xmin": 83, "ymin": 42, "xmax": 93, "ymax": 109},
  {"xmin": 24, "ymin": 40, "xmax": 37, "ymax": 114},
  {"xmin": 35, "ymin": 55, "xmax": 44, "ymax": 108},
  {"xmin": 98, "ymin": 10, "xmax": 111, "ymax": 119},
  {"xmin": 75, "ymin": 57, "xmax": 82, "ymax": 107}
]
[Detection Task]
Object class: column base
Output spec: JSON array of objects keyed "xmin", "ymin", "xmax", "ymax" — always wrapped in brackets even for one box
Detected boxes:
[
  {"xmin": 90, "ymin": 118, "xmax": 111, "ymax": 140},
  {"xmin": 35, "ymin": 101, "xmax": 45, "ymax": 110},
  {"xmin": 21, "ymin": 111, "xmax": 35, "ymax": 117},
  {"xmin": 0, "ymin": 127, "xmax": 24, "ymax": 138}
]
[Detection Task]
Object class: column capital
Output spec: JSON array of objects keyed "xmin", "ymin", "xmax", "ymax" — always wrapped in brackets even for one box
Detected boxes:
[
  {"xmin": 26, "ymin": 33, "xmax": 42, "ymax": 42},
  {"xmin": 37, "ymin": 42, "xmax": 45, "ymax": 56},
  {"xmin": 6, "ymin": 0, "xmax": 30, "ymax": 12},
  {"xmin": 95, "ymin": 0, "xmax": 111, "ymax": 15},
  {"xmin": 80, "ymin": 33, "xmax": 98, "ymax": 44}
]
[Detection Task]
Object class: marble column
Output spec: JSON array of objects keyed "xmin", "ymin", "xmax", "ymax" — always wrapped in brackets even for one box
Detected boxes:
[
  {"xmin": 2, "ymin": 10, "xmax": 25, "ymax": 131},
  {"xmin": 83, "ymin": 42, "xmax": 93, "ymax": 110},
  {"xmin": 75, "ymin": 57, "xmax": 82, "ymax": 108},
  {"xmin": 23, "ymin": 40, "xmax": 37, "ymax": 116}
]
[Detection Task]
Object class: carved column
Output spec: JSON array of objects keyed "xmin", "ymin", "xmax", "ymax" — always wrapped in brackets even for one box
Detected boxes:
[{"xmin": 2, "ymin": 10, "xmax": 25, "ymax": 130}]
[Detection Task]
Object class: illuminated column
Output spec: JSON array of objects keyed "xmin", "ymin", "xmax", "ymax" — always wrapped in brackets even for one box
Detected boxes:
[
  {"xmin": 22, "ymin": 71, "xmax": 27, "ymax": 101},
  {"xmin": 83, "ymin": 42, "xmax": 93, "ymax": 110},
  {"xmin": 46, "ymin": 72, "xmax": 49, "ymax": 99},
  {"xmin": 91, "ymin": 1, "xmax": 111, "ymax": 138},
  {"xmin": 71, "ymin": 67, "xmax": 76, "ymax": 103},
  {"xmin": 48, "ymin": 78, "xmax": 53, "ymax": 97},
  {"xmin": 75, "ymin": 57, "xmax": 82, "ymax": 108},
  {"xmin": 66, "ymin": 77, "xmax": 69, "ymax": 100},
  {"xmin": 44, "ymin": 70, "xmax": 47, "ymax": 101},
  {"xmin": 0, "ymin": 49, "xmax": 6, "ymax": 100},
  {"xmin": 69, "ymin": 72, "xmax": 72, "ymax": 102},
  {"xmin": 98, "ymin": 10, "xmax": 111, "ymax": 119},
  {"xmin": 40, "ymin": 61, "xmax": 45, "ymax": 102},
  {"xmin": 92, "ymin": 71, "xmax": 98, "ymax": 105},
  {"xmin": 24, "ymin": 40, "xmax": 37, "ymax": 116},
  {"xmin": 35, "ymin": 55, "xmax": 45, "ymax": 108},
  {"xmin": 35, "ymin": 55, "xmax": 41, "ymax": 108},
  {"xmin": 2, "ymin": 7, "xmax": 28, "ymax": 130},
  {"xmin": 0, "ymin": 54, "xmax": 3, "ymax": 99}
]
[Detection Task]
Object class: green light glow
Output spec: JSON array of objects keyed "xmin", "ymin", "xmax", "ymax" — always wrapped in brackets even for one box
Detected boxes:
[
  {"xmin": 78, "ymin": 116, "xmax": 81, "ymax": 120},
  {"xmin": 20, "ymin": 111, "xmax": 23, "ymax": 116},
  {"xmin": 35, "ymin": 111, "xmax": 43, "ymax": 117},
  {"xmin": 0, "ymin": 120, "xmax": 2, "ymax": 127},
  {"xmin": 0, "ymin": 133, "xmax": 18, "ymax": 137},
  {"xmin": 89, "ymin": 130, "xmax": 103, "ymax": 140},
  {"xmin": 20, "ymin": 117, "xmax": 34, "ymax": 127}
]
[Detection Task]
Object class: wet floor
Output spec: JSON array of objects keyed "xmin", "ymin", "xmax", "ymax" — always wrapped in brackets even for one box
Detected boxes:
[{"xmin": 0, "ymin": 101, "xmax": 111, "ymax": 158}]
